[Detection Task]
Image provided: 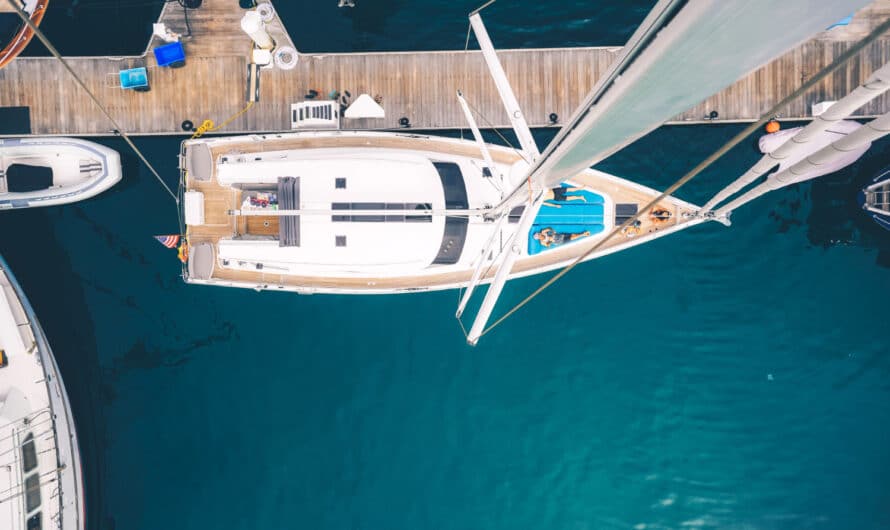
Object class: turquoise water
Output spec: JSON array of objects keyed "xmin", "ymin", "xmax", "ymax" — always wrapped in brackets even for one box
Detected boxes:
[
  {"xmin": 1, "ymin": 127, "xmax": 888, "ymax": 530},
  {"xmin": 4, "ymin": 2, "xmax": 890, "ymax": 529}
]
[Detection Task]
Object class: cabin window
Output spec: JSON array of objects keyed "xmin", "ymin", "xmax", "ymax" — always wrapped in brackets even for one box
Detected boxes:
[
  {"xmin": 21, "ymin": 433, "xmax": 37, "ymax": 473},
  {"xmin": 336, "ymin": 235, "xmax": 347, "ymax": 247},
  {"xmin": 335, "ymin": 178, "xmax": 346, "ymax": 189},
  {"xmin": 25, "ymin": 474, "xmax": 41, "ymax": 512},
  {"xmin": 331, "ymin": 203, "xmax": 432, "ymax": 223},
  {"xmin": 352, "ymin": 202, "xmax": 385, "ymax": 222},
  {"xmin": 405, "ymin": 203, "xmax": 432, "ymax": 223},
  {"xmin": 432, "ymin": 162, "xmax": 469, "ymax": 264},
  {"xmin": 27, "ymin": 512, "xmax": 41, "ymax": 530}
]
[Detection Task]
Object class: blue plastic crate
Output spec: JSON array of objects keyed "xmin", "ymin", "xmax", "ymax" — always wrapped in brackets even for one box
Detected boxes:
[
  {"xmin": 119, "ymin": 67, "xmax": 149, "ymax": 89},
  {"xmin": 153, "ymin": 42, "xmax": 186, "ymax": 68}
]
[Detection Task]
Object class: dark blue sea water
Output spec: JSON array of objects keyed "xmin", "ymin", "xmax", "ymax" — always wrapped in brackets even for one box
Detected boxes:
[{"xmin": 5, "ymin": 2, "xmax": 890, "ymax": 529}]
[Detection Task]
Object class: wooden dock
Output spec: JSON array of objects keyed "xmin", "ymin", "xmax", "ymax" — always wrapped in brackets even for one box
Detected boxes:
[{"xmin": 1, "ymin": 0, "xmax": 889, "ymax": 136}]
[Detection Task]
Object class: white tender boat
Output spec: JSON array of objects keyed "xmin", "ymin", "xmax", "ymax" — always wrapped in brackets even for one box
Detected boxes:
[
  {"xmin": 0, "ymin": 255, "xmax": 85, "ymax": 530},
  {"xmin": 0, "ymin": 137, "xmax": 121, "ymax": 209},
  {"xmin": 180, "ymin": 0, "xmax": 885, "ymax": 344}
]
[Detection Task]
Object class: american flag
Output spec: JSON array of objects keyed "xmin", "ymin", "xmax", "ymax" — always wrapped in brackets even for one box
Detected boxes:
[{"xmin": 154, "ymin": 235, "xmax": 180, "ymax": 249}]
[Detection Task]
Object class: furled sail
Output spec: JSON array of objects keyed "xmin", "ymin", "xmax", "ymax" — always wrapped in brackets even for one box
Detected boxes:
[{"xmin": 521, "ymin": 0, "xmax": 872, "ymax": 193}]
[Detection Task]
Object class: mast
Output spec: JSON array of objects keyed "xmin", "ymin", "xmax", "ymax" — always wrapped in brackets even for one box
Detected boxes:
[
  {"xmin": 466, "ymin": 194, "xmax": 543, "ymax": 345},
  {"xmin": 456, "ymin": 9, "xmax": 545, "ymax": 344},
  {"xmin": 457, "ymin": 0, "xmax": 871, "ymax": 344}
]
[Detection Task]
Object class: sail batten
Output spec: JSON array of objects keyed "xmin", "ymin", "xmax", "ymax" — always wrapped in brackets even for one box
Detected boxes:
[{"xmin": 523, "ymin": 0, "xmax": 872, "ymax": 192}]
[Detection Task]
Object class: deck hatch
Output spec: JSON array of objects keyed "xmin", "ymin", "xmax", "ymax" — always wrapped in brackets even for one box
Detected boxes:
[{"xmin": 615, "ymin": 203, "xmax": 638, "ymax": 225}]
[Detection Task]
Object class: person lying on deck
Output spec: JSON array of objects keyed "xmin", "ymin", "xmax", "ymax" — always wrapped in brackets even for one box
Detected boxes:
[
  {"xmin": 543, "ymin": 186, "xmax": 587, "ymax": 208},
  {"xmin": 533, "ymin": 227, "xmax": 591, "ymax": 248}
]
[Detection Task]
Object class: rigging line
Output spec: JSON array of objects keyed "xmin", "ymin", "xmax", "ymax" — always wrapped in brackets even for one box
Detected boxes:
[
  {"xmin": 478, "ymin": 15, "xmax": 890, "ymax": 339},
  {"xmin": 5, "ymin": 0, "xmax": 179, "ymax": 204},
  {"xmin": 0, "ymin": 467, "xmax": 63, "ymax": 505},
  {"xmin": 463, "ymin": 97, "xmax": 530, "ymax": 164},
  {"xmin": 0, "ymin": 426, "xmax": 58, "ymax": 461}
]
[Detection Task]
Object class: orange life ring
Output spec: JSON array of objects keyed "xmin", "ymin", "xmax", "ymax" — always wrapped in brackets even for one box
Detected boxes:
[{"xmin": 177, "ymin": 242, "xmax": 189, "ymax": 264}]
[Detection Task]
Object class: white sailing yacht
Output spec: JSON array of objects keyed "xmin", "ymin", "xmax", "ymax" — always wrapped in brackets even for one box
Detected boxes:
[
  {"xmin": 0, "ymin": 255, "xmax": 84, "ymax": 530},
  {"xmin": 179, "ymin": 0, "xmax": 888, "ymax": 344}
]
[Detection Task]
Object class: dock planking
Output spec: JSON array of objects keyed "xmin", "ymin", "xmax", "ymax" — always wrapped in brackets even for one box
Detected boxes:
[{"xmin": 0, "ymin": 0, "xmax": 889, "ymax": 136}]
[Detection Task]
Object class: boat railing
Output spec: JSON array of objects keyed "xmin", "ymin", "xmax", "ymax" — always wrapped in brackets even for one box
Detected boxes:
[{"xmin": 0, "ymin": 407, "xmax": 60, "ymax": 513}]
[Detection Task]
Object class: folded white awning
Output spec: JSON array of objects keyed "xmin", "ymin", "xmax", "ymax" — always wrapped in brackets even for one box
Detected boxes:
[{"xmin": 344, "ymin": 94, "xmax": 385, "ymax": 119}]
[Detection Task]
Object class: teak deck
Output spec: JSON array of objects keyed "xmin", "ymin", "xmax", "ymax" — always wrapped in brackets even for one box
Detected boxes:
[{"xmin": 1, "ymin": 0, "xmax": 889, "ymax": 136}]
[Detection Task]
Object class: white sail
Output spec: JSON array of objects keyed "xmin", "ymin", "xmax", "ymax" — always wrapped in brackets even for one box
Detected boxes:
[{"xmin": 521, "ymin": 0, "xmax": 872, "ymax": 193}]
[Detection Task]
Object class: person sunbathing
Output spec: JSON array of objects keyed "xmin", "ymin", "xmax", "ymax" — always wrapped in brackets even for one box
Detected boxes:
[
  {"xmin": 533, "ymin": 227, "xmax": 591, "ymax": 248},
  {"xmin": 543, "ymin": 186, "xmax": 587, "ymax": 208}
]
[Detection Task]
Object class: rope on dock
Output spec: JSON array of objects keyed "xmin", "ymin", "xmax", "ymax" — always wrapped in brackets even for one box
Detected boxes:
[
  {"xmin": 190, "ymin": 101, "xmax": 255, "ymax": 139},
  {"xmin": 4, "ymin": 0, "xmax": 179, "ymax": 205},
  {"xmin": 476, "ymin": 14, "xmax": 890, "ymax": 340}
]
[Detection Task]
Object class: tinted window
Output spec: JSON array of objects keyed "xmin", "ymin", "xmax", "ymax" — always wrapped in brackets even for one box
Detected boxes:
[
  {"xmin": 27, "ymin": 512, "xmax": 41, "ymax": 530},
  {"xmin": 352, "ymin": 202, "xmax": 385, "ymax": 222},
  {"xmin": 21, "ymin": 434, "xmax": 37, "ymax": 473},
  {"xmin": 432, "ymin": 162, "xmax": 469, "ymax": 264},
  {"xmin": 25, "ymin": 474, "xmax": 41, "ymax": 512},
  {"xmin": 331, "ymin": 203, "xmax": 432, "ymax": 223}
]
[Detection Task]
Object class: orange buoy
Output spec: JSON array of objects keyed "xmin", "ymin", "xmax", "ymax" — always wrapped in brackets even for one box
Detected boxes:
[
  {"xmin": 177, "ymin": 243, "xmax": 189, "ymax": 264},
  {"xmin": 765, "ymin": 120, "xmax": 781, "ymax": 134}
]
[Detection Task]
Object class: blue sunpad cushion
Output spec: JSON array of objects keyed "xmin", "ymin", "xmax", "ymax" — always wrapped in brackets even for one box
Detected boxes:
[
  {"xmin": 535, "ymin": 202, "xmax": 604, "ymax": 225},
  {"xmin": 528, "ymin": 184, "xmax": 606, "ymax": 255},
  {"xmin": 528, "ymin": 223, "xmax": 604, "ymax": 255}
]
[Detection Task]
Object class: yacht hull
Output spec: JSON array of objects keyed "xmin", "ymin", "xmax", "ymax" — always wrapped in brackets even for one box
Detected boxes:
[
  {"xmin": 0, "ymin": 254, "xmax": 85, "ymax": 530},
  {"xmin": 180, "ymin": 131, "xmax": 703, "ymax": 294}
]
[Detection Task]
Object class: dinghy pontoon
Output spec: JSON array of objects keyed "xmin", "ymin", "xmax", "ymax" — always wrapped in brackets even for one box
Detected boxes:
[{"xmin": 0, "ymin": 137, "xmax": 122, "ymax": 209}]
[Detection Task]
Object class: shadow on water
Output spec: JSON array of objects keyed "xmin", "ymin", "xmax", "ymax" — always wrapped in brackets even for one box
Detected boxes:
[
  {"xmin": 0, "ymin": 208, "xmax": 110, "ymax": 530},
  {"xmin": 765, "ymin": 137, "xmax": 890, "ymax": 267}
]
